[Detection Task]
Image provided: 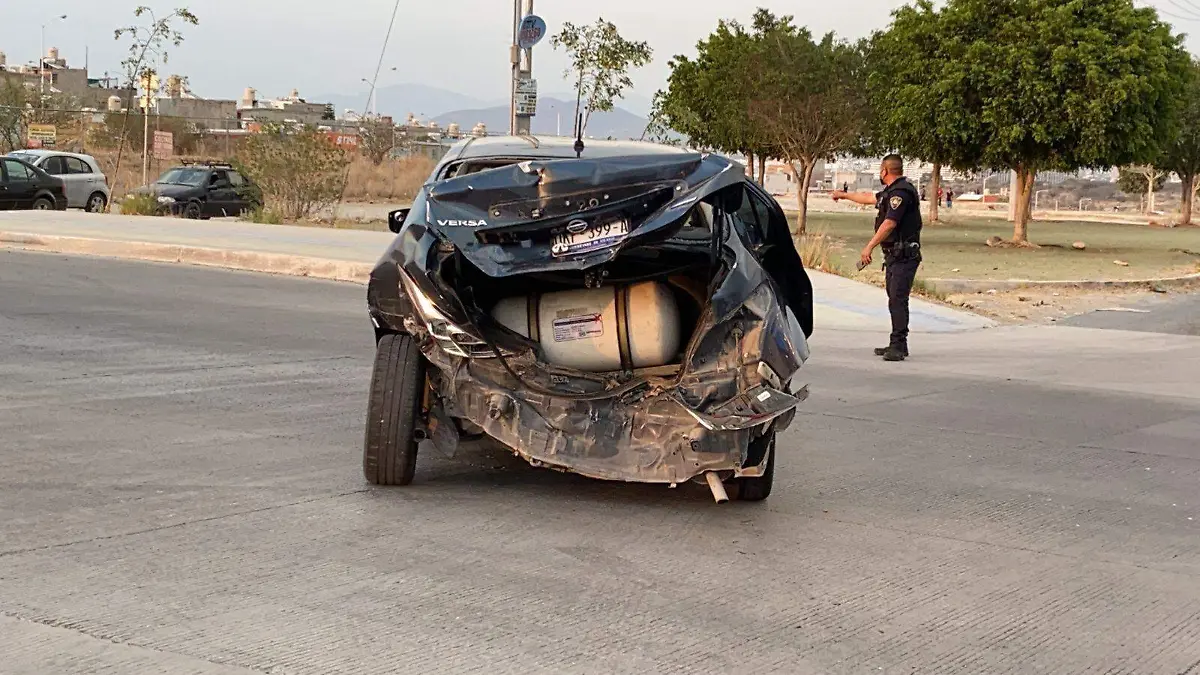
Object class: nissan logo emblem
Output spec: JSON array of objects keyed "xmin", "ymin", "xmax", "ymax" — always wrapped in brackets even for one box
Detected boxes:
[{"xmin": 566, "ymin": 219, "xmax": 588, "ymax": 234}]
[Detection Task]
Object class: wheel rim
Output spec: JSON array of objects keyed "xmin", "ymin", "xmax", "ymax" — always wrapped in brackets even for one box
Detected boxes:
[
  {"xmin": 88, "ymin": 196, "xmax": 104, "ymax": 212},
  {"xmin": 185, "ymin": 204, "xmax": 200, "ymax": 218},
  {"xmin": 34, "ymin": 201, "xmax": 49, "ymax": 210}
]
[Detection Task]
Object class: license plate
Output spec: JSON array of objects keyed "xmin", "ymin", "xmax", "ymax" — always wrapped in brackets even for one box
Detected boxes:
[{"xmin": 551, "ymin": 219, "xmax": 629, "ymax": 257}]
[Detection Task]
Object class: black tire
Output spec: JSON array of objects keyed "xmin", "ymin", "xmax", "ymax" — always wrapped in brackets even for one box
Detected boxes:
[
  {"xmin": 32, "ymin": 197, "xmax": 53, "ymax": 211},
  {"xmin": 85, "ymin": 192, "xmax": 108, "ymax": 213},
  {"xmin": 363, "ymin": 333, "xmax": 427, "ymax": 486},
  {"xmin": 183, "ymin": 201, "xmax": 202, "ymax": 219},
  {"xmin": 729, "ymin": 433, "xmax": 775, "ymax": 502}
]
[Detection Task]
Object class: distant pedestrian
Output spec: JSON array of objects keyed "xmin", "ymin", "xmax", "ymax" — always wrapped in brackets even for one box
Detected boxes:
[
  {"xmin": 920, "ymin": 188, "xmax": 927, "ymax": 201},
  {"xmin": 843, "ymin": 182, "xmax": 849, "ymax": 192},
  {"xmin": 946, "ymin": 189, "xmax": 954, "ymax": 208},
  {"xmin": 829, "ymin": 154, "xmax": 923, "ymax": 362}
]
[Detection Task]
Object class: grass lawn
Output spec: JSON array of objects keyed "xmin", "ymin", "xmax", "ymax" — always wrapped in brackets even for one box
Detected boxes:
[{"xmin": 797, "ymin": 211, "xmax": 1200, "ymax": 281}]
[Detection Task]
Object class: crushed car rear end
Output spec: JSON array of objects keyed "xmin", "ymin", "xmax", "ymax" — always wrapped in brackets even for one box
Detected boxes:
[{"xmin": 366, "ymin": 149, "xmax": 812, "ymax": 500}]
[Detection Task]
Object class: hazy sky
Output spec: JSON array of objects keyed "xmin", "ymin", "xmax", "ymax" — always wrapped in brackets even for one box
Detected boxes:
[{"xmin": 3, "ymin": 0, "xmax": 1199, "ymax": 108}]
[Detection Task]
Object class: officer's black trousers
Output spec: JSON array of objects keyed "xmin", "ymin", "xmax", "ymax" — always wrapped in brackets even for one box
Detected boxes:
[{"xmin": 884, "ymin": 255, "xmax": 921, "ymax": 347}]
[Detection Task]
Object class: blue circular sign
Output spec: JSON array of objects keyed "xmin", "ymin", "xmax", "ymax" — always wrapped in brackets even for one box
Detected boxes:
[{"xmin": 518, "ymin": 15, "xmax": 547, "ymax": 49}]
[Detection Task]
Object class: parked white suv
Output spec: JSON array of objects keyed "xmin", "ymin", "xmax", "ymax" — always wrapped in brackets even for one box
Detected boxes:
[{"xmin": 5, "ymin": 150, "xmax": 110, "ymax": 212}]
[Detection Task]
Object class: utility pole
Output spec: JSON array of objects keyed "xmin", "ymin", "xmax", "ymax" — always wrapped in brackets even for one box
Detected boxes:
[{"xmin": 510, "ymin": 0, "xmax": 537, "ymax": 135}]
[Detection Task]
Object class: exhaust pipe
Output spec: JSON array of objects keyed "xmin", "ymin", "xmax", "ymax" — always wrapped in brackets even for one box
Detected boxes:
[{"xmin": 705, "ymin": 472, "xmax": 729, "ymax": 504}]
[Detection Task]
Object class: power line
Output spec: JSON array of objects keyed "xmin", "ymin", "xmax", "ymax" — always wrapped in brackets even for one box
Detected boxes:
[
  {"xmin": 1161, "ymin": 0, "xmax": 1200, "ymax": 20},
  {"xmin": 365, "ymin": 0, "xmax": 402, "ymax": 116},
  {"xmin": 1143, "ymin": 0, "xmax": 1200, "ymax": 22}
]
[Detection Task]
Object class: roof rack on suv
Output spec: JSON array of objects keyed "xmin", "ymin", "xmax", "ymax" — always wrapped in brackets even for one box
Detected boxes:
[{"xmin": 179, "ymin": 159, "xmax": 234, "ymax": 169}]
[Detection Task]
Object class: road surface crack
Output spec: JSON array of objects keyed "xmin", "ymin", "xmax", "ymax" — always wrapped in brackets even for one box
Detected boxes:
[
  {"xmin": 0, "ymin": 612, "xmax": 270, "ymax": 673},
  {"xmin": 0, "ymin": 488, "xmax": 369, "ymax": 559}
]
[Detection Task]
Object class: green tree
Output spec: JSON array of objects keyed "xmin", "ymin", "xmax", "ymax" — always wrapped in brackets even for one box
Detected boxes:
[
  {"xmin": 1159, "ymin": 60, "xmax": 1200, "ymax": 224},
  {"xmin": 866, "ymin": 0, "xmax": 981, "ymax": 223},
  {"xmin": 1117, "ymin": 166, "xmax": 1169, "ymax": 214},
  {"xmin": 746, "ymin": 10, "xmax": 869, "ymax": 233},
  {"xmin": 236, "ymin": 124, "xmax": 350, "ymax": 221},
  {"xmin": 110, "ymin": 6, "xmax": 199, "ymax": 200},
  {"xmin": 0, "ymin": 79, "xmax": 37, "ymax": 153},
  {"xmin": 654, "ymin": 17, "xmax": 779, "ymax": 181},
  {"xmin": 933, "ymin": 0, "xmax": 1188, "ymax": 244},
  {"xmin": 551, "ymin": 18, "xmax": 652, "ymax": 136}
]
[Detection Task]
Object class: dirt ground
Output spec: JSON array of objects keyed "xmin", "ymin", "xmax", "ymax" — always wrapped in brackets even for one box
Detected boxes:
[{"xmin": 946, "ymin": 286, "xmax": 1186, "ymax": 324}]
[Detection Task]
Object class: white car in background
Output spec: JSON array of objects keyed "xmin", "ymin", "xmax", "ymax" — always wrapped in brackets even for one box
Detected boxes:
[{"xmin": 5, "ymin": 150, "xmax": 110, "ymax": 212}]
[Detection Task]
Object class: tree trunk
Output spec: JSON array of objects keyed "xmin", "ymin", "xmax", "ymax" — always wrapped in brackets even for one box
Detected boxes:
[
  {"xmin": 928, "ymin": 162, "xmax": 941, "ymax": 223},
  {"xmin": 1147, "ymin": 176, "xmax": 1155, "ymax": 215},
  {"xmin": 1012, "ymin": 167, "xmax": 1035, "ymax": 243},
  {"xmin": 758, "ymin": 155, "xmax": 766, "ymax": 185},
  {"xmin": 1182, "ymin": 174, "xmax": 1195, "ymax": 225},
  {"xmin": 792, "ymin": 160, "xmax": 815, "ymax": 234},
  {"xmin": 746, "ymin": 151, "xmax": 755, "ymax": 181}
]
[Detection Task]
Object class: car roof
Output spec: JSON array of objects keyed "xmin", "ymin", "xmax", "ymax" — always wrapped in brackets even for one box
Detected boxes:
[
  {"xmin": 8, "ymin": 149, "xmax": 98, "ymax": 162},
  {"xmin": 443, "ymin": 135, "xmax": 691, "ymax": 163}
]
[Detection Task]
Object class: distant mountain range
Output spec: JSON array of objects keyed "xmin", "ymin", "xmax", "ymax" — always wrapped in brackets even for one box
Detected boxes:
[
  {"xmin": 315, "ymin": 83, "xmax": 652, "ymax": 140},
  {"xmin": 434, "ymin": 97, "xmax": 650, "ymax": 140}
]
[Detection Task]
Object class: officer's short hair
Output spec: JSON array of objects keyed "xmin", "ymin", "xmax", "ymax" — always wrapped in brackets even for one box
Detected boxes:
[{"xmin": 881, "ymin": 154, "xmax": 904, "ymax": 176}]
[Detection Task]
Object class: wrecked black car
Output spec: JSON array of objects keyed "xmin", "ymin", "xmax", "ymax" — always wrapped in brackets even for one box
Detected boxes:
[{"xmin": 365, "ymin": 136, "xmax": 813, "ymax": 502}]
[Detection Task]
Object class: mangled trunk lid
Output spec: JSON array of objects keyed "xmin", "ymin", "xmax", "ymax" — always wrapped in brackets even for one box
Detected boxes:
[{"xmin": 421, "ymin": 152, "xmax": 745, "ymax": 276}]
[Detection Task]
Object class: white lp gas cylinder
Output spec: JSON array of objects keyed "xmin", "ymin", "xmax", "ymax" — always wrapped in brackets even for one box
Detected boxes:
[{"xmin": 491, "ymin": 281, "xmax": 681, "ymax": 372}]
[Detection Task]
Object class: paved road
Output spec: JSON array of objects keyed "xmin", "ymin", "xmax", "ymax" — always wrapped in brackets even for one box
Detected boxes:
[
  {"xmin": 3, "ymin": 250, "xmax": 1199, "ymax": 674},
  {"xmin": 1064, "ymin": 290, "xmax": 1200, "ymax": 336}
]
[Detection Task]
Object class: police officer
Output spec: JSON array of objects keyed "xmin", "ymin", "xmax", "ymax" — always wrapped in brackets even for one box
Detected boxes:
[{"xmin": 830, "ymin": 154, "xmax": 923, "ymax": 361}]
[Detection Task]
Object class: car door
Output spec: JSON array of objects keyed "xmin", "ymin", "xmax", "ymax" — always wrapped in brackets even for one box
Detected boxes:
[
  {"xmin": 739, "ymin": 184, "xmax": 814, "ymax": 338},
  {"xmin": 66, "ymin": 156, "xmax": 103, "ymax": 208},
  {"xmin": 206, "ymin": 169, "xmax": 237, "ymax": 216},
  {"xmin": 0, "ymin": 159, "xmax": 40, "ymax": 209},
  {"xmin": 38, "ymin": 155, "xmax": 81, "ymax": 207},
  {"xmin": 226, "ymin": 171, "xmax": 257, "ymax": 214}
]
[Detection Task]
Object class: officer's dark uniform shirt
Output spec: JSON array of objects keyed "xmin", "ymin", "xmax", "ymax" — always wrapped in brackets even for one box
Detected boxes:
[{"xmin": 874, "ymin": 177, "xmax": 923, "ymax": 246}]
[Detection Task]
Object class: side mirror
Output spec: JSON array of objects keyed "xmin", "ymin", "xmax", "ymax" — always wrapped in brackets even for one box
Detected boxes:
[{"xmin": 388, "ymin": 207, "xmax": 411, "ymax": 234}]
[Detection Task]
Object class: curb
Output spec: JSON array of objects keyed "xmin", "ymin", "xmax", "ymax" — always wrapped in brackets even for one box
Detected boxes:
[
  {"xmin": 926, "ymin": 272, "xmax": 1200, "ymax": 294},
  {"xmin": 0, "ymin": 231, "xmax": 373, "ymax": 285}
]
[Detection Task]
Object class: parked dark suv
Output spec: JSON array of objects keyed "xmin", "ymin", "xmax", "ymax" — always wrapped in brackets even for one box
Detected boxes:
[
  {"xmin": 132, "ymin": 162, "xmax": 263, "ymax": 218},
  {"xmin": 0, "ymin": 156, "xmax": 68, "ymax": 211}
]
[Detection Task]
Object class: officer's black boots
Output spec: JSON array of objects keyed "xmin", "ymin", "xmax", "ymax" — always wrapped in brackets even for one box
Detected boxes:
[
  {"xmin": 874, "ymin": 345, "xmax": 909, "ymax": 358},
  {"xmin": 881, "ymin": 346, "xmax": 907, "ymax": 361}
]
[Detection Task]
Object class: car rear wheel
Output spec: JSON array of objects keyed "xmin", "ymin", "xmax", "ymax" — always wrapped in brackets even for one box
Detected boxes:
[
  {"xmin": 85, "ymin": 192, "xmax": 108, "ymax": 213},
  {"xmin": 182, "ymin": 201, "xmax": 202, "ymax": 219},
  {"xmin": 728, "ymin": 433, "xmax": 775, "ymax": 502},
  {"xmin": 32, "ymin": 197, "xmax": 53, "ymax": 211},
  {"xmin": 363, "ymin": 333, "xmax": 427, "ymax": 486}
]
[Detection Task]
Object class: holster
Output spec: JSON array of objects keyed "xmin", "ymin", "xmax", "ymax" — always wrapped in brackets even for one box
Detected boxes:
[{"xmin": 883, "ymin": 242, "xmax": 921, "ymax": 264}]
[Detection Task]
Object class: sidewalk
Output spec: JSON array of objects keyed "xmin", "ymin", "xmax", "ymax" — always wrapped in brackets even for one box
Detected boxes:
[{"xmin": 0, "ymin": 211, "xmax": 994, "ymax": 334}]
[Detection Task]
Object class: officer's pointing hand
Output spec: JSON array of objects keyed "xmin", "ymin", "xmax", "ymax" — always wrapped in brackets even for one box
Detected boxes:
[
  {"xmin": 860, "ymin": 247, "xmax": 873, "ymax": 268},
  {"xmin": 831, "ymin": 190, "xmax": 847, "ymax": 201}
]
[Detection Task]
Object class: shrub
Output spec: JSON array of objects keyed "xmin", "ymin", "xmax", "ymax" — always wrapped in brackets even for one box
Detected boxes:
[
  {"xmin": 235, "ymin": 124, "xmax": 350, "ymax": 221},
  {"xmin": 796, "ymin": 228, "xmax": 842, "ymax": 274},
  {"xmin": 241, "ymin": 205, "xmax": 284, "ymax": 225},
  {"xmin": 119, "ymin": 192, "xmax": 161, "ymax": 215}
]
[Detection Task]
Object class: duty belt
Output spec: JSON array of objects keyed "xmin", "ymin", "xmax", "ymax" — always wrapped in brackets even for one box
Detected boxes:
[{"xmin": 883, "ymin": 242, "xmax": 920, "ymax": 253}]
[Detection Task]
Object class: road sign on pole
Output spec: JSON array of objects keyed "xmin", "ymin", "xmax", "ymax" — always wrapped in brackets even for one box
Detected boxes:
[
  {"xmin": 517, "ymin": 15, "xmax": 547, "ymax": 49},
  {"xmin": 153, "ymin": 130, "xmax": 174, "ymax": 160},
  {"xmin": 27, "ymin": 124, "xmax": 57, "ymax": 148}
]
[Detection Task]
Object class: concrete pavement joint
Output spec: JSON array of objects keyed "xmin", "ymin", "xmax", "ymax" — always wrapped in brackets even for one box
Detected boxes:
[
  {"xmin": 0, "ymin": 613, "xmax": 270, "ymax": 675},
  {"xmin": 0, "ymin": 488, "xmax": 370, "ymax": 559}
]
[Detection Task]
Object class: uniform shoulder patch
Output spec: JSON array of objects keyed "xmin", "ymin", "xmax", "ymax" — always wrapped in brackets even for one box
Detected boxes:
[{"xmin": 889, "ymin": 195, "xmax": 903, "ymax": 210}]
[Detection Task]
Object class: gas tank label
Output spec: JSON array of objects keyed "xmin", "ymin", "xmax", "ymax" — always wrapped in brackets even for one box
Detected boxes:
[{"xmin": 552, "ymin": 313, "xmax": 604, "ymax": 342}]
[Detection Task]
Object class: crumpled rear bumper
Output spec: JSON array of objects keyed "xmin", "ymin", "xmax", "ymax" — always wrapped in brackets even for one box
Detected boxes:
[{"xmin": 417, "ymin": 280, "xmax": 809, "ymax": 484}]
